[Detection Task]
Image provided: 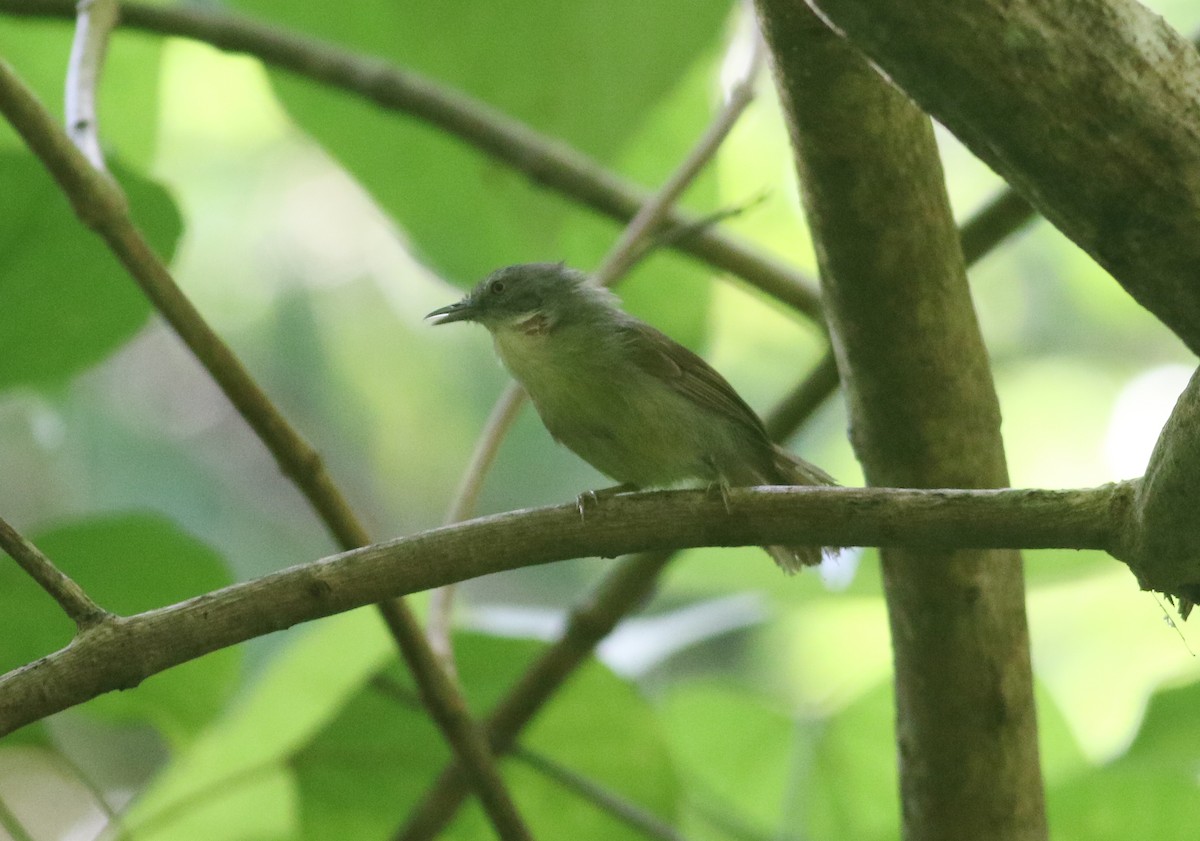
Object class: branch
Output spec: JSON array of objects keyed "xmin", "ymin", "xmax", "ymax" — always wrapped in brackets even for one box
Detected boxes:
[
  {"xmin": 806, "ymin": 0, "xmax": 1200, "ymax": 354},
  {"xmin": 0, "ymin": 515, "xmax": 109, "ymax": 628},
  {"xmin": 764, "ymin": 185, "xmax": 1047, "ymax": 444},
  {"xmin": 755, "ymin": 2, "xmax": 1046, "ymax": 837},
  {"xmin": 63, "ymin": 0, "xmax": 116, "ymax": 169},
  {"xmin": 0, "ymin": 484, "xmax": 1130, "ymax": 737},
  {"xmin": 1115, "ymin": 366, "xmax": 1200, "ymax": 611},
  {"xmin": 373, "ymin": 675, "xmax": 689, "ymax": 841},
  {"xmin": 959, "ymin": 187, "xmax": 1036, "ymax": 266},
  {"xmin": 426, "ymin": 382, "xmax": 527, "ymax": 674},
  {"xmin": 399, "ymin": 547, "xmax": 677, "ymax": 840},
  {"xmin": 0, "ymin": 797, "xmax": 34, "ymax": 841},
  {"xmin": 0, "ymin": 0, "xmax": 822, "ymax": 322},
  {"xmin": 590, "ymin": 32, "xmax": 764, "ymax": 288},
  {"xmin": 0, "ymin": 59, "xmax": 531, "ymax": 839},
  {"xmin": 375, "ymin": 602, "xmax": 533, "ymax": 841},
  {"xmin": 509, "ymin": 746, "xmax": 688, "ymax": 841},
  {"xmin": 762, "ymin": 349, "xmax": 838, "ymax": 441}
]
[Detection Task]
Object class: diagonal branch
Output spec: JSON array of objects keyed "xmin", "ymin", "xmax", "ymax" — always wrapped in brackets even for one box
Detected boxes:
[
  {"xmin": 0, "ymin": 59, "xmax": 532, "ymax": 841},
  {"xmin": 590, "ymin": 31, "xmax": 765, "ymax": 289},
  {"xmin": 0, "ymin": 0, "xmax": 822, "ymax": 321},
  {"xmin": 0, "ymin": 483, "xmax": 1131, "ymax": 738},
  {"xmin": 372, "ymin": 674, "xmax": 690, "ymax": 841},
  {"xmin": 63, "ymin": 0, "xmax": 116, "ymax": 169},
  {"xmin": 0, "ymin": 515, "xmax": 109, "ymax": 629}
]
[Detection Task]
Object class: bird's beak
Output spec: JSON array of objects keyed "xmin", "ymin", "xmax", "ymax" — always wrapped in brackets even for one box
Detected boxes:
[{"xmin": 425, "ymin": 297, "xmax": 478, "ymax": 325}]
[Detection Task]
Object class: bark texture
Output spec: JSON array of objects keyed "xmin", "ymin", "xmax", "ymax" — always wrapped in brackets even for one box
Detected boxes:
[
  {"xmin": 807, "ymin": 0, "xmax": 1200, "ymax": 354},
  {"xmin": 1119, "ymin": 368, "xmax": 1200, "ymax": 604},
  {"xmin": 755, "ymin": 3, "xmax": 1047, "ymax": 839}
]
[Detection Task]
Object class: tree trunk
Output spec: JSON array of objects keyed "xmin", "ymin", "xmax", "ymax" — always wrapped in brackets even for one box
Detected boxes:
[{"xmin": 755, "ymin": 3, "xmax": 1048, "ymax": 838}]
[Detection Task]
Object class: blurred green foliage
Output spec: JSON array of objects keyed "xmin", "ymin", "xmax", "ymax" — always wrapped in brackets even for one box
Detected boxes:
[{"xmin": 0, "ymin": 0, "xmax": 1197, "ymax": 838}]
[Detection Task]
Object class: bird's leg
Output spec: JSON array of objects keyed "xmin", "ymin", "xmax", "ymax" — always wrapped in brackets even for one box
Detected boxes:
[{"xmin": 576, "ymin": 483, "xmax": 638, "ymax": 520}]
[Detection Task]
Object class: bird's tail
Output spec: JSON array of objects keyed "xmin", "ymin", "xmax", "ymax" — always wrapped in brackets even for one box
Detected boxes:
[{"xmin": 765, "ymin": 445, "xmax": 838, "ymax": 574}]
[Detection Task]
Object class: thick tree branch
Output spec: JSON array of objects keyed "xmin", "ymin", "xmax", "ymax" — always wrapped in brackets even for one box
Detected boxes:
[
  {"xmin": 0, "ymin": 515, "xmax": 109, "ymax": 629},
  {"xmin": 0, "ymin": 484, "xmax": 1129, "ymax": 738},
  {"xmin": 1116, "ymin": 366, "xmax": 1200, "ymax": 610},
  {"xmin": 0, "ymin": 0, "xmax": 822, "ymax": 321},
  {"xmin": 806, "ymin": 0, "xmax": 1200, "ymax": 354},
  {"xmin": 756, "ymin": 2, "xmax": 1047, "ymax": 838},
  {"xmin": 0, "ymin": 60, "xmax": 532, "ymax": 840}
]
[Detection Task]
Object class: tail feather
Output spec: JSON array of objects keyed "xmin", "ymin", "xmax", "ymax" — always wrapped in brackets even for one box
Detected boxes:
[{"xmin": 765, "ymin": 445, "xmax": 838, "ymax": 574}]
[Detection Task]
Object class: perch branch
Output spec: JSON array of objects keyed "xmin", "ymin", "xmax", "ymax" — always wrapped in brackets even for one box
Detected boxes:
[{"xmin": 0, "ymin": 483, "xmax": 1131, "ymax": 737}]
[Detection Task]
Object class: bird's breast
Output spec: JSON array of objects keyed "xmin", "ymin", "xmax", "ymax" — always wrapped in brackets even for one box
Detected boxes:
[{"xmin": 490, "ymin": 327, "xmax": 734, "ymax": 487}]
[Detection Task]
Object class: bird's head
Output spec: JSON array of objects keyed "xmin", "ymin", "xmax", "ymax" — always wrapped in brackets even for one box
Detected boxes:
[{"xmin": 426, "ymin": 263, "xmax": 617, "ymax": 335}]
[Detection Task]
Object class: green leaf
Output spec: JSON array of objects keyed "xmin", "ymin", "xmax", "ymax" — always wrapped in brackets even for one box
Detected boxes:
[
  {"xmin": 0, "ymin": 152, "xmax": 181, "ymax": 391},
  {"xmin": 119, "ymin": 609, "xmax": 395, "ymax": 838},
  {"xmin": 226, "ymin": 0, "xmax": 727, "ymax": 325},
  {"xmin": 660, "ymin": 681, "xmax": 796, "ymax": 837},
  {"xmin": 0, "ymin": 514, "xmax": 236, "ymax": 744},
  {"xmin": 1048, "ymin": 679, "xmax": 1200, "ymax": 841},
  {"xmin": 291, "ymin": 633, "xmax": 678, "ymax": 840}
]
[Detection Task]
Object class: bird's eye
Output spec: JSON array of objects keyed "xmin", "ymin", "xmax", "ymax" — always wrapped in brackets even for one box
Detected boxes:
[{"xmin": 490, "ymin": 280, "xmax": 506, "ymax": 295}]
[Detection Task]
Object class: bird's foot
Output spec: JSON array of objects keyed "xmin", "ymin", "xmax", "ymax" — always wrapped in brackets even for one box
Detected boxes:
[
  {"xmin": 576, "ymin": 483, "xmax": 638, "ymax": 520},
  {"xmin": 704, "ymin": 479, "xmax": 734, "ymax": 514}
]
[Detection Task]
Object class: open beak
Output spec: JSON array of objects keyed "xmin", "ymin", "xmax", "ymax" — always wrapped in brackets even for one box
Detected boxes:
[{"xmin": 425, "ymin": 297, "xmax": 478, "ymax": 325}]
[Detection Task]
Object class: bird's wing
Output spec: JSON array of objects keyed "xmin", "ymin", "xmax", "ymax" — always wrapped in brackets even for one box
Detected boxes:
[{"xmin": 620, "ymin": 322, "xmax": 770, "ymax": 442}]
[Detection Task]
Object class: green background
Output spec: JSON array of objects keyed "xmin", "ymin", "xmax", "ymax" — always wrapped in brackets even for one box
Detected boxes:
[{"xmin": 0, "ymin": 0, "xmax": 1197, "ymax": 838}]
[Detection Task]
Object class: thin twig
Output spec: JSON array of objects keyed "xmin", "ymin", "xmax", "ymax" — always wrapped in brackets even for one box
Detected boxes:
[
  {"xmin": 425, "ymin": 30, "xmax": 766, "ymax": 674},
  {"xmin": 591, "ymin": 35, "xmax": 764, "ymax": 288},
  {"xmin": 0, "ymin": 60, "xmax": 530, "ymax": 841},
  {"xmin": 0, "ymin": 0, "xmax": 821, "ymax": 321},
  {"xmin": 0, "ymin": 515, "xmax": 108, "ymax": 628},
  {"xmin": 763, "ymin": 349, "xmax": 839, "ymax": 442},
  {"xmin": 373, "ymin": 674, "xmax": 689, "ymax": 841},
  {"xmin": 426, "ymin": 382, "xmax": 527, "ymax": 677},
  {"xmin": 959, "ymin": 187, "xmax": 1037, "ymax": 265},
  {"xmin": 64, "ymin": 0, "xmax": 117, "ymax": 170},
  {"xmin": 510, "ymin": 747, "xmax": 690, "ymax": 841}
]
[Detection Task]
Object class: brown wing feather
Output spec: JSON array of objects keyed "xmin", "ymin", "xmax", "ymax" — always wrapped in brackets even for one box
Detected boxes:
[{"xmin": 619, "ymin": 321, "xmax": 770, "ymax": 443}]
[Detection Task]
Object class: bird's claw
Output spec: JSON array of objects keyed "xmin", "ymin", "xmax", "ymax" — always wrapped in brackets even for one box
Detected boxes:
[
  {"xmin": 576, "ymin": 483, "xmax": 637, "ymax": 521},
  {"xmin": 705, "ymin": 480, "xmax": 733, "ymax": 514},
  {"xmin": 576, "ymin": 490, "xmax": 600, "ymax": 520}
]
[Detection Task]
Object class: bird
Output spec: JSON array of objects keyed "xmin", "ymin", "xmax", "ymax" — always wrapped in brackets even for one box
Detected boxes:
[{"xmin": 426, "ymin": 262, "xmax": 836, "ymax": 571}]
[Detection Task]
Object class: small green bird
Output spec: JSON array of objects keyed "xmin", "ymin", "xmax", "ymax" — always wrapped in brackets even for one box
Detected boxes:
[{"xmin": 427, "ymin": 262, "xmax": 835, "ymax": 571}]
